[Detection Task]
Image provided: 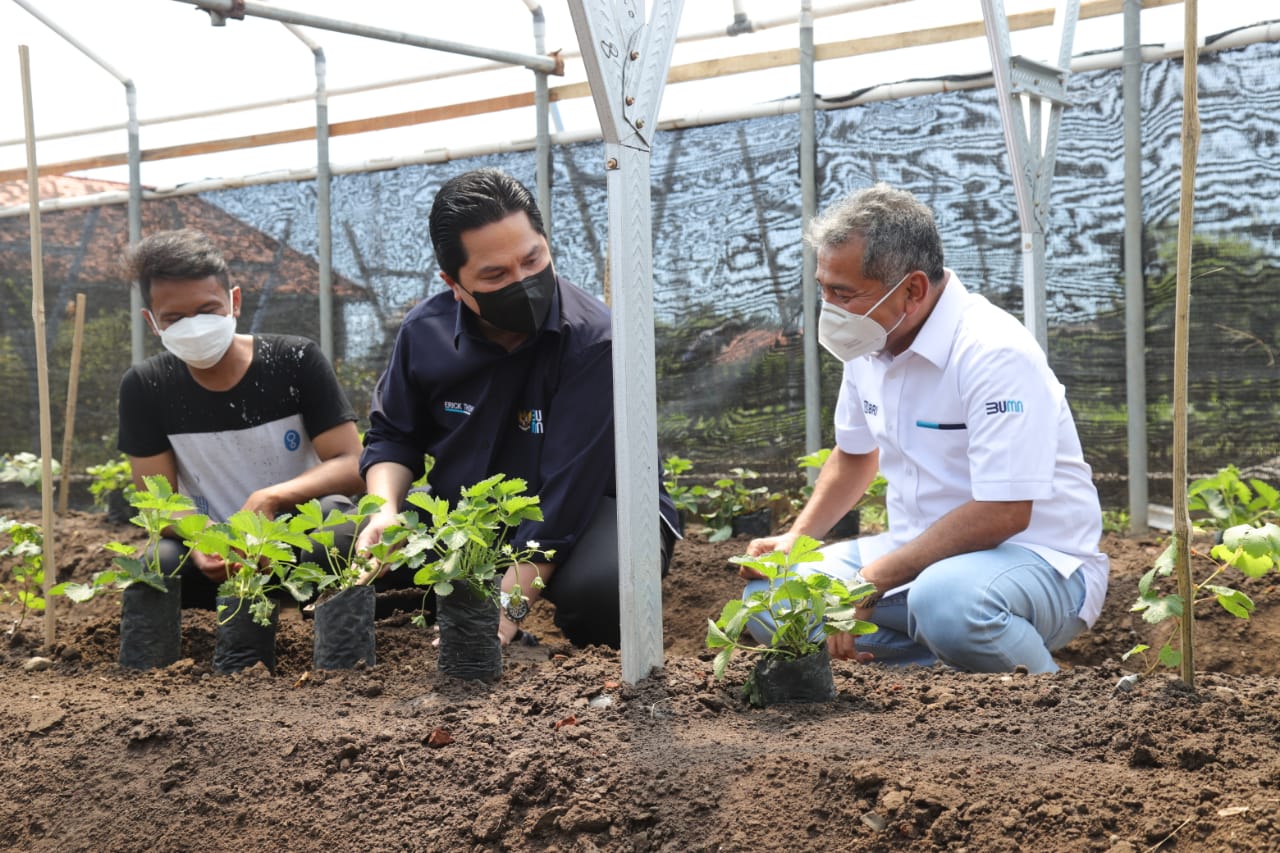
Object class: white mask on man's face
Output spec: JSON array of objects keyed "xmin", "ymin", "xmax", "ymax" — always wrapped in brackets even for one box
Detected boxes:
[
  {"xmin": 817, "ymin": 272, "xmax": 909, "ymax": 362},
  {"xmin": 150, "ymin": 311, "xmax": 237, "ymax": 369}
]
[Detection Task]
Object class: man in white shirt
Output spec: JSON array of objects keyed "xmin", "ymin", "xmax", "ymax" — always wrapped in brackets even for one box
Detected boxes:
[{"xmin": 743, "ymin": 184, "xmax": 1109, "ymax": 673}]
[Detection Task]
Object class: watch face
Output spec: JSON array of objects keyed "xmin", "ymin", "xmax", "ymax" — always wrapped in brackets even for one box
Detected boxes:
[{"xmin": 504, "ymin": 599, "xmax": 531, "ymax": 622}]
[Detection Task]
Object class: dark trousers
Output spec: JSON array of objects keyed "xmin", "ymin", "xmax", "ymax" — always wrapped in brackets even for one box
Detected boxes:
[
  {"xmin": 542, "ymin": 498, "xmax": 677, "ymax": 649},
  {"xmin": 376, "ymin": 497, "xmax": 677, "ymax": 649},
  {"xmin": 148, "ymin": 494, "xmax": 358, "ymax": 611}
]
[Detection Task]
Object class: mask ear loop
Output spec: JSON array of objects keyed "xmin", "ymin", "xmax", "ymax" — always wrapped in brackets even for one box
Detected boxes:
[{"xmin": 142, "ymin": 308, "xmax": 161, "ymax": 336}]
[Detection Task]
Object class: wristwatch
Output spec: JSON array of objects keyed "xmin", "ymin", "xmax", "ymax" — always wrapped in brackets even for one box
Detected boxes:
[{"xmin": 851, "ymin": 570, "xmax": 884, "ymax": 609}]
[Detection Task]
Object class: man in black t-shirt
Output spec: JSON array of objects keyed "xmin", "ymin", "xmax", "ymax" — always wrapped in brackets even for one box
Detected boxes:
[{"xmin": 117, "ymin": 229, "xmax": 364, "ymax": 609}]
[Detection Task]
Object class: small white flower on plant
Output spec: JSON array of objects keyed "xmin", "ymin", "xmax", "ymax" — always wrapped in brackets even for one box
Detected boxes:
[
  {"xmin": 501, "ymin": 543, "xmax": 514, "ymax": 555},
  {"xmin": 526, "ymin": 540, "xmax": 540, "ymax": 550}
]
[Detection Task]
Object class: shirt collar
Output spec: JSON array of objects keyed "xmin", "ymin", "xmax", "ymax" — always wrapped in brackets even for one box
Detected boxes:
[{"xmin": 900, "ymin": 268, "xmax": 965, "ymax": 369}]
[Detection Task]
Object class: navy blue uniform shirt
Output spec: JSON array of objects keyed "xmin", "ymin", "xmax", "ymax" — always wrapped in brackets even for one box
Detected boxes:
[{"xmin": 361, "ymin": 275, "xmax": 678, "ymax": 563}]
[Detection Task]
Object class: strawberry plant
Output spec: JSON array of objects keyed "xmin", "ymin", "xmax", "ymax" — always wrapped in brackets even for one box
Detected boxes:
[
  {"xmin": 701, "ymin": 467, "xmax": 778, "ymax": 542},
  {"xmin": 1, "ymin": 517, "xmax": 47, "ymax": 631},
  {"xmin": 384, "ymin": 474, "xmax": 554, "ymax": 680},
  {"xmin": 792, "ymin": 449, "xmax": 888, "ymax": 531},
  {"xmin": 707, "ymin": 535, "xmax": 877, "ymax": 671},
  {"xmin": 1127, "ymin": 521, "xmax": 1280, "ymax": 671},
  {"xmin": 1187, "ymin": 465, "xmax": 1279, "ymax": 530},
  {"xmin": 662, "ymin": 455, "xmax": 706, "ymax": 518},
  {"xmin": 391, "ymin": 473, "xmax": 553, "ymax": 605},
  {"xmin": 288, "ymin": 494, "xmax": 394, "ymax": 595},
  {"xmin": 0, "ymin": 452, "xmax": 59, "ymax": 488},
  {"xmin": 86, "ymin": 454, "xmax": 135, "ymax": 512},
  {"xmin": 190, "ymin": 510, "xmax": 317, "ymax": 627},
  {"xmin": 62, "ymin": 475, "xmax": 208, "ymax": 601}
]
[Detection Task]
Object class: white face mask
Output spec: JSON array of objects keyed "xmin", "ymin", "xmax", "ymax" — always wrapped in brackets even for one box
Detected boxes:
[
  {"xmin": 151, "ymin": 311, "xmax": 237, "ymax": 369},
  {"xmin": 817, "ymin": 272, "xmax": 909, "ymax": 362}
]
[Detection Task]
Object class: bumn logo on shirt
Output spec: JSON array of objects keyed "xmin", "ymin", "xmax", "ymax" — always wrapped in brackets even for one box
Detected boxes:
[
  {"xmin": 284, "ymin": 429, "xmax": 301, "ymax": 451},
  {"xmin": 518, "ymin": 409, "xmax": 544, "ymax": 434},
  {"xmin": 984, "ymin": 399, "xmax": 1024, "ymax": 415}
]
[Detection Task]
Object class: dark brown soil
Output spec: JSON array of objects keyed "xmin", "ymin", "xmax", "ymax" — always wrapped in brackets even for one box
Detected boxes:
[{"xmin": 4, "ymin": 510, "xmax": 1280, "ymax": 852}]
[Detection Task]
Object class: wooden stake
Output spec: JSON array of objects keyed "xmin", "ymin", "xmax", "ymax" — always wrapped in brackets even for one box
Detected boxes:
[
  {"xmin": 58, "ymin": 293, "xmax": 87, "ymax": 516},
  {"xmin": 1172, "ymin": 0, "xmax": 1200, "ymax": 688},
  {"xmin": 19, "ymin": 45, "xmax": 57, "ymax": 651}
]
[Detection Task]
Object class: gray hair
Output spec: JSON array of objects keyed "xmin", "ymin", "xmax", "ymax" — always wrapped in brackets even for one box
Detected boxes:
[{"xmin": 805, "ymin": 183, "xmax": 945, "ymax": 286}]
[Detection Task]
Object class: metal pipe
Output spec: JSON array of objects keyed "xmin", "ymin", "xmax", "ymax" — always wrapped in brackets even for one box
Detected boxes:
[
  {"xmin": 9, "ymin": 0, "xmax": 146, "ymax": 363},
  {"xmin": 284, "ymin": 23, "xmax": 334, "ymax": 362},
  {"xmin": 8, "ymin": 21, "xmax": 1280, "ymax": 220},
  {"xmin": 4, "ymin": 0, "xmax": 909, "ymax": 151},
  {"xmin": 800, "ymin": 0, "xmax": 821, "ymax": 482},
  {"xmin": 526, "ymin": 1, "xmax": 552, "ymax": 244},
  {"xmin": 174, "ymin": 0, "xmax": 558, "ymax": 73},
  {"xmin": 716, "ymin": 0, "xmax": 910, "ymax": 41},
  {"xmin": 127, "ymin": 82, "xmax": 143, "ymax": 364},
  {"xmin": 1122, "ymin": 0, "xmax": 1147, "ymax": 532},
  {"xmin": 0, "ymin": 60, "xmax": 509, "ymax": 148}
]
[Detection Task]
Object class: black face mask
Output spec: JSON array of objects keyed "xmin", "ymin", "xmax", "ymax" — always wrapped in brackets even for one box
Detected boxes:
[{"xmin": 469, "ymin": 262, "xmax": 557, "ymax": 335}]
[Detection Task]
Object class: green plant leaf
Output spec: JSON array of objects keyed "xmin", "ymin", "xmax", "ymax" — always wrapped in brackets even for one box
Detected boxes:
[
  {"xmin": 705, "ymin": 618, "xmax": 734, "ymax": 649},
  {"xmin": 1121, "ymin": 644, "xmax": 1149, "ymax": 661},
  {"xmin": 1205, "ymin": 585, "xmax": 1255, "ymax": 619},
  {"xmin": 1157, "ymin": 643, "xmax": 1182, "ymax": 669},
  {"xmin": 60, "ymin": 582, "xmax": 97, "ymax": 603},
  {"xmin": 1135, "ymin": 591, "xmax": 1182, "ymax": 624},
  {"xmin": 712, "ymin": 647, "xmax": 732, "ymax": 681}
]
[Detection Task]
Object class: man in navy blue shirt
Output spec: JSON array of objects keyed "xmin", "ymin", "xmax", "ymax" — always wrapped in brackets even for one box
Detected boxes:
[{"xmin": 357, "ymin": 168, "xmax": 678, "ymax": 648}]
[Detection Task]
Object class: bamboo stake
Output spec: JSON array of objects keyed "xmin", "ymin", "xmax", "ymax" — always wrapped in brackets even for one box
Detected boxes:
[
  {"xmin": 19, "ymin": 45, "xmax": 57, "ymax": 651},
  {"xmin": 58, "ymin": 293, "xmax": 87, "ymax": 515},
  {"xmin": 1172, "ymin": 0, "xmax": 1199, "ymax": 687}
]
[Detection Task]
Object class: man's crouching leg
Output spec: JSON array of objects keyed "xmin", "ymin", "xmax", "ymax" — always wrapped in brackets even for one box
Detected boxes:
[
  {"xmin": 904, "ymin": 544, "xmax": 1088, "ymax": 674},
  {"xmin": 542, "ymin": 497, "xmax": 676, "ymax": 649}
]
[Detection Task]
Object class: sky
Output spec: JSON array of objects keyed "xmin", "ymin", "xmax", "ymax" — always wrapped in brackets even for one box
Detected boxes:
[{"xmin": 0, "ymin": 0, "xmax": 1274, "ymax": 190}]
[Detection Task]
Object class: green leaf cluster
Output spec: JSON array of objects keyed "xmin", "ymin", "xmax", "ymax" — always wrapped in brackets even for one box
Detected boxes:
[
  {"xmin": 384, "ymin": 474, "xmax": 553, "ymax": 603},
  {"xmin": 705, "ymin": 535, "xmax": 877, "ymax": 680},
  {"xmin": 792, "ymin": 450, "xmax": 889, "ymax": 531},
  {"xmin": 1188, "ymin": 466, "xmax": 1280, "ymax": 530},
  {"xmin": 0, "ymin": 452, "xmax": 59, "ymax": 488},
  {"xmin": 85, "ymin": 454, "xmax": 135, "ymax": 510},
  {"xmin": 61, "ymin": 475, "xmax": 206, "ymax": 602},
  {"xmin": 284, "ymin": 494, "xmax": 388, "ymax": 596},
  {"xmin": 701, "ymin": 467, "xmax": 778, "ymax": 543},
  {"xmin": 661, "ymin": 455, "xmax": 706, "ymax": 518},
  {"xmin": 1128, "ymin": 521, "xmax": 1280, "ymax": 671},
  {"xmin": 191, "ymin": 509, "xmax": 318, "ymax": 626},
  {"xmin": 1, "ymin": 517, "xmax": 46, "ymax": 628}
]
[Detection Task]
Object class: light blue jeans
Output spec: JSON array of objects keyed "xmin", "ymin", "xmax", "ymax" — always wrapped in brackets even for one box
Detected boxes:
[{"xmin": 743, "ymin": 539, "xmax": 1088, "ymax": 674}]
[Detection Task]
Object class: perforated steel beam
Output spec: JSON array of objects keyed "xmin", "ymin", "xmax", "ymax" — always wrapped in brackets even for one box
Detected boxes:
[
  {"xmin": 981, "ymin": 0, "xmax": 1079, "ymax": 350},
  {"xmin": 567, "ymin": 0, "xmax": 683, "ymax": 685}
]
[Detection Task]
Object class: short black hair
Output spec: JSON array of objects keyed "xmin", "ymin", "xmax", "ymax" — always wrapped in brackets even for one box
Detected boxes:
[
  {"xmin": 428, "ymin": 169, "xmax": 545, "ymax": 283},
  {"xmin": 126, "ymin": 229, "xmax": 230, "ymax": 307}
]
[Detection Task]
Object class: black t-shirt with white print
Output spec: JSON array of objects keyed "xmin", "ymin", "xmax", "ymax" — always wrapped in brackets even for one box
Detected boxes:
[{"xmin": 118, "ymin": 334, "xmax": 355, "ymax": 522}]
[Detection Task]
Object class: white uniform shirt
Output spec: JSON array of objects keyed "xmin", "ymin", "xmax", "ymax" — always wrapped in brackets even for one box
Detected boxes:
[{"xmin": 834, "ymin": 270, "xmax": 1109, "ymax": 626}]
